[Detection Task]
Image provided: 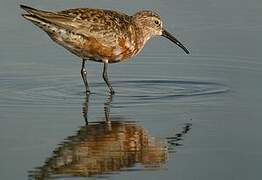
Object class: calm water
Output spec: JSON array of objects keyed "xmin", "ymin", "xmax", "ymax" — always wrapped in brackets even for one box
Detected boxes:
[{"xmin": 1, "ymin": 0, "xmax": 262, "ymax": 179}]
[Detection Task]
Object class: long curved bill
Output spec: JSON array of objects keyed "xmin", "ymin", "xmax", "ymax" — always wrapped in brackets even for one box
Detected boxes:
[{"xmin": 162, "ymin": 29, "xmax": 190, "ymax": 54}]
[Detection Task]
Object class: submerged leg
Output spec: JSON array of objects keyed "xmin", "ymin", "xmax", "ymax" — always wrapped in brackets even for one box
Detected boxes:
[
  {"xmin": 102, "ymin": 61, "xmax": 115, "ymax": 94},
  {"xmin": 81, "ymin": 59, "xmax": 90, "ymax": 94}
]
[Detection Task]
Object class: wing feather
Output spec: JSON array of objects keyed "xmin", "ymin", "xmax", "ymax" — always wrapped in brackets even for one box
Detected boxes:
[{"xmin": 22, "ymin": 5, "xmax": 132, "ymax": 48}]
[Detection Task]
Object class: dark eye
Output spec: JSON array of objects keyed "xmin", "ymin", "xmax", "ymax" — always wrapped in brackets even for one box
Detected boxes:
[{"xmin": 154, "ymin": 20, "xmax": 160, "ymax": 25}]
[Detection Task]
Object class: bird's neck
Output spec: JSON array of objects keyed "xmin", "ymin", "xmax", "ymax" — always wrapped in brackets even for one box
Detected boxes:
[{"xmin": 133, "ymin": 26, "xmax": 153, "ymax": 55}]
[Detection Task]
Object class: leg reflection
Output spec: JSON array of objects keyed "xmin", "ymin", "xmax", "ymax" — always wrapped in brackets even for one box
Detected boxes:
[
  {"xmin": 82, "ymin": 93, "xmax": 114, "ymax": 124},
  {"xmin": 104, "ymin": 94, "xmax": 113, "ymax": 122},
  {"xmin": 82, "ymin": 94, "xmax": 90, "ymax": 125}
]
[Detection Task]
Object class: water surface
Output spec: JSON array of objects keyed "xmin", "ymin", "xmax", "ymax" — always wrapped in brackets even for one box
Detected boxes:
[{"xmin": 0, "ymin": 0, "xmax": 262, "ymax": 180}]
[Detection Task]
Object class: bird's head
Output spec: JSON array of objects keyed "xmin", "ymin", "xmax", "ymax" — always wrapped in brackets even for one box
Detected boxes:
[{"xmin": 133, "ymin": 10, "xmax": 189, "ymax": 54}]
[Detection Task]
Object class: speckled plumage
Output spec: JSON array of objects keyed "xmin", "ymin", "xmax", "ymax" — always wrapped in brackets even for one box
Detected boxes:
[{"xmin": 20, "ymin": 4, "xmax": 189, "ymax": 94}]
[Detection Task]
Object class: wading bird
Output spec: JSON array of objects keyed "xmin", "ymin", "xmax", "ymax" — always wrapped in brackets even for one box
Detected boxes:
[{"xmin": 20, "ymin": 5, "xmax": 189, "ymax": 94}]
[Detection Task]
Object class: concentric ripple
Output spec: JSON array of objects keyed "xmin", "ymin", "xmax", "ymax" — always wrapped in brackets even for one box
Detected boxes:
[
  {"xmin": 0, "ymin": 77, "xmax": 229, "ymax": 107},
  {"xmin": 113, "ymin": 79, "xmax": 229, "ymax": 106}
]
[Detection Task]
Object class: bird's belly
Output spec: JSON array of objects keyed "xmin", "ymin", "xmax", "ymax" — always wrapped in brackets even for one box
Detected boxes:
[
  {"xmin": 49, "ymin": 29, "xmax": 136, "ymax": 63},
  {"xmin": 82, "ymin": 37, "xmax": 136, "ymax": 63}
]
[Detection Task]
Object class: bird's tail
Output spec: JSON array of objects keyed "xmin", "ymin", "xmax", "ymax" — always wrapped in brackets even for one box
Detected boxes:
[
  {"xmin": 21, "ymin": 4, "xmax": 48, "ymax": 23},
  {"xmin": 20, "ymin": 4, "xmax": 61, "ymax": 35},
  {"xmin": 20, "ymin": 4, "xmax": 38, "ymax": 13},
  {"xmin": 20, "ymin": 4, "xmax": 51, "ymax": 16},
  {"xmin": 20, "ymin": 4, "xmax": 76, "ymax": 32}
]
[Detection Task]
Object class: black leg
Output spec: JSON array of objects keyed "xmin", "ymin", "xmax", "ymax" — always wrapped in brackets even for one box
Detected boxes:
[
  {"xmin": 102, "ymin": 61, "xmax": 115, "ymax": 94},
  {"xmin": 81, "ymin": 59, "xmax": 90, "ymax": 94}
]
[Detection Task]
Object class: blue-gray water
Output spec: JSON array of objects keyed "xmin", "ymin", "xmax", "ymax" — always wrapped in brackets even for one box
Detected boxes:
[{"xmin": 1, "ymin": 0, "xmax": 262, "ymax": 179}]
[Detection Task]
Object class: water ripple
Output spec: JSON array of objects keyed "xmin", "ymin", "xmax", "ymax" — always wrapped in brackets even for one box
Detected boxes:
[{"xmin": 0, "ymin": 78, "xmax": 229, "ymax": 107}]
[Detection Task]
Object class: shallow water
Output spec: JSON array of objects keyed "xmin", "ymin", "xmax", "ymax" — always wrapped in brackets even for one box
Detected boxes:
[{"xmin": 1, "ymin": 0, "xmax": 262, "ymax": 180}]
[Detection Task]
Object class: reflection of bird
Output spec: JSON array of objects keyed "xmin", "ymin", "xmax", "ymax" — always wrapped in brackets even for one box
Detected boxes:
[
  {"xmin": 20, "ymin": 5, "xmax": 189, "ymax": 94},
  {"xmin": 29, "ymin": 120, "xmax": 167, "ymax": 179},
  {"xmin": 28, "ymin": 95, "xmax": 192, "ymax": 179},
  {"xmin": 28, "ymin": 94, "xmax": 167, "ymax": 179}
]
